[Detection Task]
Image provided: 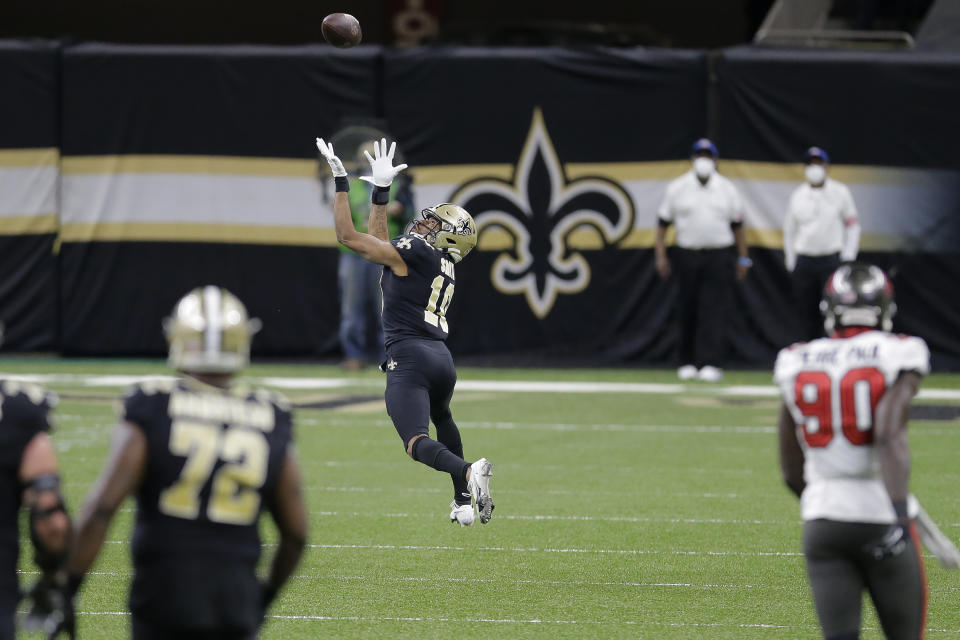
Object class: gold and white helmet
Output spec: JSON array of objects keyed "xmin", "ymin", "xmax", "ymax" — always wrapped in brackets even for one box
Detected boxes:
[
  {"xmin": 411, "ymin": 203, "xmax": 477, "ymax": 263},
  {"xmin": 163, "ymin": 286, "xmax": 261, "ymax": 374}
]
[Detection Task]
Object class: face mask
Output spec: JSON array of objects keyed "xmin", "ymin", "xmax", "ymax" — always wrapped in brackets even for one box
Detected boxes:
[
  {"xmin": 693, "ymin": 157, "xmax": 715, "ymax": 179},
  {"xmin": 805, "ymin": 164, "xmax": 826, "ymax": 185}
]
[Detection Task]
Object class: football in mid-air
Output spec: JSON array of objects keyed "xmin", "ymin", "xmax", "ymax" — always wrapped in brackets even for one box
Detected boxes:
[{"xmin": 322, "ymin": 13, "xmax": 362, "ymax": 48}]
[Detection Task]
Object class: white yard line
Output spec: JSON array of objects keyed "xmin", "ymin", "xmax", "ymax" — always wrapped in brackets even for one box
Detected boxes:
[
  {"xmin": 67, "ymin": 611, "xmax": 960, "ymax": 633},
  {"xmin": 3, "ymin": 372, "xmax": 960, "ymax": 400}
]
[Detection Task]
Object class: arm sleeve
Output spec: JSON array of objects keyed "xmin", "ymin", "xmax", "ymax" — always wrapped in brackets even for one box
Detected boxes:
[
  {"xmin": 657, "ymin": 181, "xmax": 675, "ymax": 223},
  {"xmin": 727, "ymin": 181, "xmax": 745, "ymax": 224},
  {"xmin": 897, "ymin": 336, "xmax": 931, "ymax": 377},
  {"xmin": 841, "ymin": 221, "xmax": 860, "ymax": 262},
  {"xmin": 773, "ymin": 348, "xmax": 796, "ymax": 386},
  {"xmin": 783, "ymin": 193, "xmax": 798, "ymax": 272},
  {"xmin": 839, "ymin": 184, "xmax": 860, "ymax": 261}
]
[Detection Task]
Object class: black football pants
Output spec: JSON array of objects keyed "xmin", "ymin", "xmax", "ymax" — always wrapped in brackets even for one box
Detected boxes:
[
  {"xmin": 792, "ymin": 253, "xmax": 840, "ymax": 342},
  {"xmin": 384, "ymin": 338, "xmax": 470, "ymax": 502},
  {"xmin": 673, "ymin": 246, "xmax": 733, "ymax": 368},
  {"xmin": 803, "ymin": 519, "xmax": 926, "ymax": 640}
]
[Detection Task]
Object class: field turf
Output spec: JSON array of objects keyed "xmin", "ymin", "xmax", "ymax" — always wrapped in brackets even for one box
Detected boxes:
[{"xmin": 7, "ymin": 359, "xmax": 960, "ymax": 639}]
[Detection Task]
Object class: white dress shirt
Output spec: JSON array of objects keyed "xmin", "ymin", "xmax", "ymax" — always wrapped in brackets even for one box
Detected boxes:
[
  {"xmin": 658, "ymin": 170, "xmax": 745, "ymax": 249},
  {"xmin": 783, "ymin": 178, "xmax": 860, "ymax": 271}
]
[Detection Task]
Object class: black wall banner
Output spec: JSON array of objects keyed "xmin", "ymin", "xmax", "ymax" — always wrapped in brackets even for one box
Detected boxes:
[
  {"xmin": 1, "ymin": 41, "xmax": 959, "ymax": 368},
  {"xmin": 0, "ymin": 41, "xmax": 59, "ymax": 351}
]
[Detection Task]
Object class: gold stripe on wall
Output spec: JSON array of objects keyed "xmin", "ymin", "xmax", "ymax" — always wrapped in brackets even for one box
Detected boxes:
[
  {"xmin": 59, "ymin": 222, "xmax": 339, "ymax": 246},
  {"xmin": 62, "ymin": 155, "xmax": 318, "ymax": 177},
  {"xmin": 0, "ymin": 214, "xmax": 59, "ymax": 236},
  {"xmin": 0, "ymin": 148, "xmax": 59, "ymax": 168}
]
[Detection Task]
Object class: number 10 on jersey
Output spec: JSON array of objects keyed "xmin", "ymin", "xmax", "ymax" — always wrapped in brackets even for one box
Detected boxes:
[{"xmin": 425, "ymin": 275, "xmax": 454, "ymax": 333}]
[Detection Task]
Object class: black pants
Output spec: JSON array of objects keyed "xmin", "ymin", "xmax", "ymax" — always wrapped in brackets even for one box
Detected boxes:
[
  {"xmin": 792, "ymin": 253, "xmax": 840, "ymax": 342},
  {"xmin": 384, "ymin": 338, "xmax": 470, "ymax": 502},
  {"xmin": 804, "ymin": 519, "xmax": 926, "ymax": 640},
  {"xmin": 673, "ymin": 246, "xmax": 733, "ymax": 368},
  {"xmin": 132, "ymin": 617, "xmax": 257, "ymax": 640}
]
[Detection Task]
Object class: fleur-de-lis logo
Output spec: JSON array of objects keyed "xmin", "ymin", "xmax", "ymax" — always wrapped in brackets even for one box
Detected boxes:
[{"xmin": 450, "ymin": 108, "xmax": 634, "ymax": 318}]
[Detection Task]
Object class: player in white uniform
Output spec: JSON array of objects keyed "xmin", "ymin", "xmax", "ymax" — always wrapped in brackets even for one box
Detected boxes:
[{"xmin": 775, "ymin": 263, "xmax": 928, "ymax": 640}]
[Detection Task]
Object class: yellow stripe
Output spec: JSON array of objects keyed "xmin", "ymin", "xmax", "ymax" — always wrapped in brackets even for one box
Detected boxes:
[
  {"xmin": 0, "ymin": 148, "xmax": 59, "ymax": 168},
  {"xmin": 59, "ymin": 222, "xmax": 339, "ymax": 246},
  {"xmin": 62, "ymin": 155, "xmax": 318, "ymax": 177},
  {"xmin": 0, "ymin": 214, "xmax": 58, "ymax": 236},
  {"xmin": 53, "ymin": 154, "xmax": 922, "ymax": 187}
]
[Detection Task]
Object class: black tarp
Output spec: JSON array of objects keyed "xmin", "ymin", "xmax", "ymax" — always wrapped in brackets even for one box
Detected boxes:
[{"xmin": 0, "ymin": 41, "xmax": 59, "ymax": 351}]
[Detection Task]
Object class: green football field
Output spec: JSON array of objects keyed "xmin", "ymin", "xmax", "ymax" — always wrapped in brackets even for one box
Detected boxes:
[{"xmin": 7, "ymin": 359, "xmax": 960, "ymax": 639}]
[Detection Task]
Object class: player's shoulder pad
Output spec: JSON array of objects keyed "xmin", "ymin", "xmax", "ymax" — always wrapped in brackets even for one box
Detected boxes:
[
  {"xmin": 252, "ymin": 387, "xmax": 292, "ymax": 413},
  {"xmin": 773, "ymin": 344, "xmax": 805, "ymax": 384},
  {"xmin": 892, "ymin": 333, "xmax": 931, "ymax": 377},
  {"xmin": 0, "ymin": 379, "xmax": 57, "ymax": 432},
  {"xmin": 118, "ymin": 378, "xmax": 176, "ymax": 423}
]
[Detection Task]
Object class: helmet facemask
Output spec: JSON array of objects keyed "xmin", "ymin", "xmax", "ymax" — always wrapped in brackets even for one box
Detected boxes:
[{"xmin": 408, "ymin": 204, "xmax": 477, "ymax": 264}]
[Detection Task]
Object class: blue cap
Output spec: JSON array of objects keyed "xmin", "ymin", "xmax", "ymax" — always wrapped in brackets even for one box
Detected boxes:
[
  {"xmin": 805, "ymin": 146, "xmax": 830, "ymax": 164},
  {"xmin": 691, "ymin": 138, "xmax": 718, "ymax": 157}
]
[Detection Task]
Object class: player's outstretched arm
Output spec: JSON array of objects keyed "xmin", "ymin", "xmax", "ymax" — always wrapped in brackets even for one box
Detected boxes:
[
  {"xmin": 317, "ymin": 137, "xmax": 408, "ymax": 274},
  {"xmin": 67, "ymin": 421, "xmax": 147, "ymax": 589},
  {"xmin": 777, "ymin": 402, "xmax": 805, "ymax": 498},
  {"xmin": 360, "ymin": 138, "xmax": 408, "ymax": 242},
  {"xmin": 262, "ymin": 447, "xmax": 308, "ymax": 617}
]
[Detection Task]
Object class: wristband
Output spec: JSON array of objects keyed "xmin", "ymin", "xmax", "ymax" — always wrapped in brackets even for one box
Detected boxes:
[
  {"xmin": 737, "ymin": 256, "xmax": 753, "ymax": 267},
  {"xmin": 372, "ymin": 185, "xmax": 390, "ymax": 206},
  {"xmin": 334, "ymin": 176, "xmax": 349, "ymax": 193},
  {"xmin": 893, "ymin": 499, "xmax": 909, "ymax": 521}
]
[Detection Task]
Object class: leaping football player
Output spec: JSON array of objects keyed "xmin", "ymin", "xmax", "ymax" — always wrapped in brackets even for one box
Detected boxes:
[
  {"xmin": 775, "ymin": 263, "xmax": 928, "ymax": 640},
  {"xmin": 317, "ymin": 136, "xmax": 494, "ymax": 526}
]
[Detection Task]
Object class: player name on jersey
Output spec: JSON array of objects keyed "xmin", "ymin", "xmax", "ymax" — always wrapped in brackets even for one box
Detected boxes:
[{"xmin": 168, "ymin": 388, "xmax": 276, "ymax": 431}]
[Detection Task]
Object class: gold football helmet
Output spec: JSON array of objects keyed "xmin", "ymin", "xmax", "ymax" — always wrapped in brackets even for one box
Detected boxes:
[
  {"xmin": 163, "ymin": 286, "xmax": 261, "ymax": 374},
  {"xmin": 412, "ymin": 203, "xmax": 477, "ymax": 263}
]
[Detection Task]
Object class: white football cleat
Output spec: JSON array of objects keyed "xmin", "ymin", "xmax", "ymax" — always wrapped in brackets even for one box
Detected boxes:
[
  {"xmin": 697, "ymin": 365, "xmax": 723, "ymax": 382},
  {"xmin": 449, "ymin": 501, "xmax": 475, "ymax": 527},
  {"xmin": 467, "ymin": 458, "xmax": 494, "ymax": 524},
  {"xmin": 677, "ymin": 364, "xmax": 698, "ymax": 380}
]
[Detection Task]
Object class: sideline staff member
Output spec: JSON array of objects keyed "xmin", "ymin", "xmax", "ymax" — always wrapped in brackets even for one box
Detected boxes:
[
  {"xmin": 783, "ymin": 146, "xmax": 861, "ymax": 341},
  {"xmin": 656, "ymin": 138, "xmax": 751, "ymax": 382}
]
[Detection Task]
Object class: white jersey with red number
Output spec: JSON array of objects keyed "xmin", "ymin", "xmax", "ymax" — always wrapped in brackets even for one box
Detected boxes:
[{"xmin": 774, "ymin": 330, "xmax": 930, "ymax": 524}]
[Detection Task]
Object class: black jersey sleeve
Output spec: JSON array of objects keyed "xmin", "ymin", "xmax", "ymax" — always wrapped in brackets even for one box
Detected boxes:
[
  {"xmin": 1, "ymin": 382, "xmax": 55, "ymax": 433},
  {"xmin": 119, "ymin": 382, "xmax": 171, "ymax": 429}
]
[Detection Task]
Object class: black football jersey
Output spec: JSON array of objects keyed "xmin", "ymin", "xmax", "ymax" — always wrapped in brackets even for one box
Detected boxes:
[
  {"xmin": 381, "ymin": 234, "xmax": 457, "ymax": 346},
  {"xmin": 121, "ymin": 378, "xmax": 293, "ymax": 569},
  {"xmin": 0, "ymin": 381, "xmax": 55, "ymax": 605}
]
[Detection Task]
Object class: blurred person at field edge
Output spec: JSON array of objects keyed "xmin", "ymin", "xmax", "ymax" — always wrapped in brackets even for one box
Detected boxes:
[
  {"xmin": 655, "ymin": 138, "xmax": 751, "ymax": 383},
  {"xmin": 66, "ymin": 287, "xmax": 307, "ymax": 640},
  {"xmin": 337, "ymin": 140, "xmax": 416, "ymax": 370},
  {"xmin": 783, "ymin": 146, "xmax": 861, "ymax": 342}
]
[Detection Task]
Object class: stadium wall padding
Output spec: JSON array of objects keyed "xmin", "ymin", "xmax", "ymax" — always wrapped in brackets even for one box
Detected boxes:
[
  {"xmin": 0, "ymin": 41, "xmax": 959, "ymax": 367},
  {"xmin": 0, "ymin": 41, "xmax": 59, "ymax": 351}
]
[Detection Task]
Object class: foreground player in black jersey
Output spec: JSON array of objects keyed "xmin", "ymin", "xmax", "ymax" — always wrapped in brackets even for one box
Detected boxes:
[
  {"xmin": 0, "ymin": 378, "xmax": 72, "ymax": 639},
  {"xmin": 67, "ymin": 287, "xmax": 308, "ymax": 639},
  {"xmin": 317, "ymin": 136, "xmax": 494, "ymax": 526}
]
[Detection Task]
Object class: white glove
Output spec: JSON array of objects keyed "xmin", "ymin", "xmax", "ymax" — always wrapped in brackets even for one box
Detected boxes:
[
  {"xmin": 316, "ymin": 137, "xmax": 347, "ymax": 178},
  {"xmin": 360, "ymin": 138, "xmax": 408, "ymax": 188}
]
